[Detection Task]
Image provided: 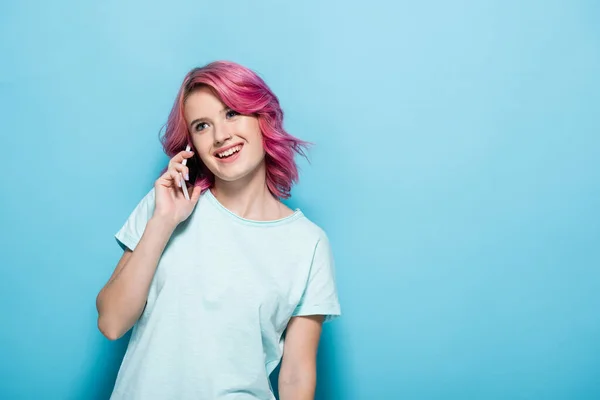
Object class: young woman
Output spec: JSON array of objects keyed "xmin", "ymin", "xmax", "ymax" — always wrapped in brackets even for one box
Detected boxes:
[{"xmin": 96, "ymin": 60, "xmax": 341, "ymax": 399}]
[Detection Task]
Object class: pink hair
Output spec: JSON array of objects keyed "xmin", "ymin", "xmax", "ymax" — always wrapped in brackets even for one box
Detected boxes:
[{"xmin": 159, "ymin": 60, "xmax": 310, "ymax": 199}]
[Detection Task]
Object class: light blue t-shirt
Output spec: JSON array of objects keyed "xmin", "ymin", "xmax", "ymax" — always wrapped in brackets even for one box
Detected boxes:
[{"xmin": 110, "ymin": 188, "xmax": 341, "ymax": 399}]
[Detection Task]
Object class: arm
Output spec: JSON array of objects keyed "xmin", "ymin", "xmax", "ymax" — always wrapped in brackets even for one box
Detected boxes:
[
  {"xmin": 95, "ymin": 216, "xmax": 177, "ymax": 340},
  {"xmin": 278, "ymin": 315, "xmax": 324, "ymax": 400}
]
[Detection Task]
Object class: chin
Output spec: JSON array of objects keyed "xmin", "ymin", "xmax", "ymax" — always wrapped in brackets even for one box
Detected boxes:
[
  {"xmin": 210, "ymin": 160, "xmax": 264, "ymax": 184},
  {"xmin": 215, "ymin": 172, "xmax": 248, "ymax": 182}
]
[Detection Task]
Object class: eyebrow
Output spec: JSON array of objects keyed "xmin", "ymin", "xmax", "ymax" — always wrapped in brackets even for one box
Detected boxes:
[{"xmin": 189, "ymin": 106, "xmax": 230, "ymax": 129}]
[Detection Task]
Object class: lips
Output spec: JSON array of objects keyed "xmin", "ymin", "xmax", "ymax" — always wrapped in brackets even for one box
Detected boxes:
[
  {"xmin": 213, "ymin": 143, "xmax": 243, "ymax": 158},
  {"xmin": 214, "ymin": 143, "xmax": 244, "ymax": 164}
]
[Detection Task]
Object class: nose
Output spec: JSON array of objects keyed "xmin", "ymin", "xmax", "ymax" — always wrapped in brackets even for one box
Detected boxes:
[{"xmin": 213, "ymin": 123, "xmax": 232, "ymax": 145}]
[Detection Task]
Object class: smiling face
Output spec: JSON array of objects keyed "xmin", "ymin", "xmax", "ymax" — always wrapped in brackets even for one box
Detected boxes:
[{"xmin": 184, "ymin": 86, "xmax": 266, "ymax": 184}]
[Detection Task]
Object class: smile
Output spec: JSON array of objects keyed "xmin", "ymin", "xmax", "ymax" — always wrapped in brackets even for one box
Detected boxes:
[{"xmin": 214, "ymin": 143, "xmax": 244, "ymax": 163}]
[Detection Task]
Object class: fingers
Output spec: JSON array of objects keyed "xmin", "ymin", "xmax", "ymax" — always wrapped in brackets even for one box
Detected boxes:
[
  {"xmin": 169, "ymin": 163, "xmax": 189, "ymax": 182},
  {"xmin": 156, "ymin": 169, "xmax": 176, "ymax": 190},
  {"xmin": 170, "ymin": 150, "xmax": 194, "ymax": 166},
  {"xmin": 174, "ymin": 171, "xmax": 186, "ymax": 188},
  {"xmin": 157, "ymin": 167, "xmax": 185, "ymax": 189},
  {"xmin": 168, "ymin": 150, "xmax": 194, "ymax": 185}
]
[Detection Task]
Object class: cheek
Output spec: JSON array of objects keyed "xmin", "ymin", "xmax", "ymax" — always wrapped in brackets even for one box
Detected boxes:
[
  {"xmin": 246, "ymin": 123, "xmax": 264, "ymax": 151},
  {"xmin": 198, "ymin": 154, "xmax": 211, "ymax": 167},
  {"xmin": 256, "ymin": 143, "xmax": 266, "ymax": 157},
  {"xmin": 191, "ymin": 138, "xmax": 211, "ymax": 158},
  {"xmin": 247, "ymin": 133, "xmax": 265, "ymax": 157},
  {"xmin": 240, "ymin": 118, "xmax": 262, "ymax": 139}
]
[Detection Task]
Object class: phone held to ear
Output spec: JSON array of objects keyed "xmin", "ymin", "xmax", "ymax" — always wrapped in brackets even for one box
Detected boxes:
[{"xmin": 180, "ymin": 144, "xmax": 191, "ymax": 200}]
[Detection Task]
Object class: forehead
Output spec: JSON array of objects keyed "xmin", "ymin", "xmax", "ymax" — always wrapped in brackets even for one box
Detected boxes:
[{"xmin": 184, "ymin": 87, "xmax": 225, "ymax": 119}]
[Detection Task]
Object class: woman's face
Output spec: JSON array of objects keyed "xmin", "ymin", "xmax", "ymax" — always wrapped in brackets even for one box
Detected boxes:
[{"xmin": 184, "ymin": 87, "xmax": 265, "ymax": 183}]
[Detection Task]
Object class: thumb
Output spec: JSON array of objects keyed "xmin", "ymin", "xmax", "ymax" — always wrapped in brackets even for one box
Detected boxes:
[{"xmin": 189, "ymin": 184, "xmax": 202, "ymax": 204}]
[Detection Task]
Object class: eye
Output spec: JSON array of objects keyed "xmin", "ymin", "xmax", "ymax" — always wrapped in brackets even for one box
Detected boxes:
[
  {"xmin": 195, "ymin": 122, "xmax": 209, "ymax": 132},
  {"xmin": 226, "ymin": 109, "xmax": 240, "ymax": 119}
]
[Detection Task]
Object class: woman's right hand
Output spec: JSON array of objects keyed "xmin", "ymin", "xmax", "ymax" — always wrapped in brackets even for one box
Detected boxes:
[{"xmin": 153, "ymin": 149, "xmax": 202, "ymax": 226}]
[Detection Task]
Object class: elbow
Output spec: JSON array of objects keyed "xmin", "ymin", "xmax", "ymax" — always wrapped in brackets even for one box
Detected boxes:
[
  {"xmin": 96, "ymin": 290, "xmax": 130, "ymax": 341},
  {"xmin": 278, "ymin": 364, "xmax": 316, "ymax": 394},
  {"xmin": 97, "ymin": 316, "xmax": 125, "ymax": 341}
]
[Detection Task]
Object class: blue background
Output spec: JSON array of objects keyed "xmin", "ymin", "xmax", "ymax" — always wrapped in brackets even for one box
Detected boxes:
[{"xmin": 1, "ymin": 1, "xmax": 599, "ymax": 399}]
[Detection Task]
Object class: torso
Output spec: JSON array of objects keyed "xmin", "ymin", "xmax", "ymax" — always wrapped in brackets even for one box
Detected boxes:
[{"xmin": 110, "ymin": 190, "xmax": 325, "ymax": 400}]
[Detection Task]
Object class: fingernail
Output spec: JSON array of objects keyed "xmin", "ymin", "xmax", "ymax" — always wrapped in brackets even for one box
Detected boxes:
[
  {"xmin": 185, "ymin": 173, "xmax": 189, "ymax": 181},
  {"xmin": 178, "ymin": 178, "xmax": 181, "ymax": 187}
]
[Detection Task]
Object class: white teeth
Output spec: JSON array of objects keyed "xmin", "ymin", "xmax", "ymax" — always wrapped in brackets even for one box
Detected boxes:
[{"xmin": 217, "ymin": 145, "xmax": 241, "ymax": 158}]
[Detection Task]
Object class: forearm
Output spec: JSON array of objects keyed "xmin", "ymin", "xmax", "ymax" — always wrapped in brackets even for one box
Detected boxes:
[{"xmin": 97, "ymin": 216, "xmax": 176, "ymax": 339}]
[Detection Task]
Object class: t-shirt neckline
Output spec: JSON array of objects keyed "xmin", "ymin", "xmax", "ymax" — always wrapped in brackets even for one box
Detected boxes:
[{"xmin": 204, "ymin": 188, "xmax": 303, "ymax": 227}]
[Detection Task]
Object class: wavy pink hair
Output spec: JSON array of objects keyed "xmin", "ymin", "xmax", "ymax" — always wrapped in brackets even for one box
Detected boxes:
[{"xmin": 159, "ymin": 60, "xmax": 310, "ymax": 199}]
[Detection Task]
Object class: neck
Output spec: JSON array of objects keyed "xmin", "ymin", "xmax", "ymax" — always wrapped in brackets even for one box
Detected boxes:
[{"xmin": 211, "ymin": 161, "xmax": 284, "ymax": 221}]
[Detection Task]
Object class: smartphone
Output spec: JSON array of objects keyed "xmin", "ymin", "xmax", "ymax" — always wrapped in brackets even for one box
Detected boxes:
[{"xmin": 180, "ymin": 144, "xmax": 191, "ymax": 200}]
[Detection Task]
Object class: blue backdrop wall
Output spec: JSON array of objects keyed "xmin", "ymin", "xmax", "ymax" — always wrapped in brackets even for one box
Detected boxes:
[{"xmin": 1, "ymin": 1, "xmax": 599, "ymax": 399}]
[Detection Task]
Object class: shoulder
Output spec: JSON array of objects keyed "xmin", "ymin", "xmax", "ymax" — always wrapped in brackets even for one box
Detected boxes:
[{"xmin": 290, "ymin": 213, "xmax": 330, "ymax": 245}]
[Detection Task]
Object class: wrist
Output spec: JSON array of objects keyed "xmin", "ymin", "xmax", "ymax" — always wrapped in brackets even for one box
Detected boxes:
[{"xmin": 149, "ymin": 214, "xmax": 179, "ymax": 232}]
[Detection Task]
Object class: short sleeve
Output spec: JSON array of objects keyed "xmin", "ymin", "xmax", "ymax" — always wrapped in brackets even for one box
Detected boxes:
[
  {"xmin": 114, "ymin": 187, "xmax": 156, "ymax": 251},
  {"xmin": 292, "ymin": 234, "xmax": 341, "ymax": 323}
]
